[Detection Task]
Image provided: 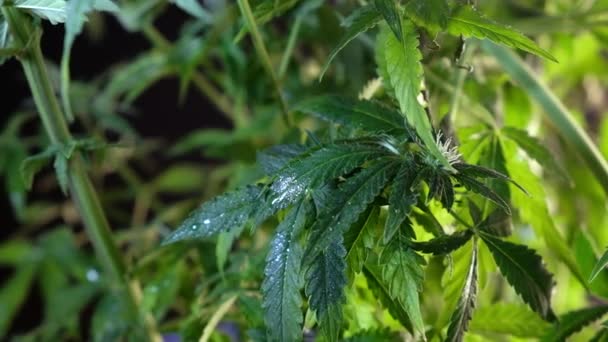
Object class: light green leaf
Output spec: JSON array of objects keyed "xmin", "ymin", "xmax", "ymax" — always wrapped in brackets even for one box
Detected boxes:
[
  {"xmin": 304, "ymin": 158, "xmax": 398, "ymax": 260},
  {"xmin": 440, "ymin": 240, "xmax": 474, "ymax": 327},
  {"xmin": 373, "ymin": 0, "xmax": 402, "ymax": 42},
  {"xmin": 293, "ymin": 95, "xmax": 406, "ymax": 133},
  {"xmin": 13, "ymin": 0, "xmax": 67, "ymax": 24},
  {"xmin": 0, "ymin": 16, "xmax": 14, "ymax": 65},
  {"xmin": 262, "ymin": 201, "xmax": 309, "ymax": 342},
  {"xmin": 163, "ymin": 185, "xmax": 265, "ymax": 244},
  {"xmin": 20, "ymin": 147, "xmax": 55, "ymax": 189},
  {"xmin": 501, "ymin": 127, "xmax": 568, "ymax": 180},
  {"xmin": 404, "ymin": 0, "xmax": 449, "ymax": 32},
  {"xmin": 61, "ymin": 0, "xmax": 118, "ymax": 121},
  {"xmin": 446, "ymin": 241, "xmax": 477, "ymax": 342},
  {"xmin": 410, "ymin": 230, "xmax": 473, "ymax": 256},
  {"xmin": 344, "ymin": 206, "xmax": 379, "ymax": 278},
  {"xmin": 319, "ymin": 5, "xmax": 382, "ymax": 80},
  {"xmin": 448, "ymin": 5, "xmax": 556, "ymax": 62},
  {"xmin": 542, "ymin": 305, "xmax": 608, "ymax": 342},
  {"xmin": 479, "ymin": 232, "xmax": 556, "ymax": 321},
  {"xmin": 344, "ymin": 329, "xmax": 400, "ymax": 341},
  {"xmin": 381, "ymin": 22, "xmax": 451, "ymax": 169},
  {"xmin": 53, "ymin": 153, "xmax": 69, "ymax": 195},
  {"xmin": 235, "ymin": 0, "xmax": 300, "ymax": 42},
  {"xmin": 169, "ymin": 0, "xmax": 211, "ymax": 22},
  {"xmin": 363, "ymin": 263, "xmax": 414, "ymax": 332},
  {"xmin": 379, "ymin": 222, "xmax": 426, "ymax": 336},
  {"xmin": 590, "ymin": 248, "xmax": 608, "ymax": 283},
  {"xmin": 469, "ymin": 303, "xmax": 552, "ymax": 338},
  {"xmin": 269, "ymin": 143, "xmax": 389, "ymax": 210},
  {"xmin": 305, "ymin": 240, "xmax": 347, "ymax": 342}
]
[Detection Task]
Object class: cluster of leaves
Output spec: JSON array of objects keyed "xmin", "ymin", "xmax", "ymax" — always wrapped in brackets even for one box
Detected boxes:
[{"xmin": 2, "ymin": 0, "xmax": 608, "ymax": 341}]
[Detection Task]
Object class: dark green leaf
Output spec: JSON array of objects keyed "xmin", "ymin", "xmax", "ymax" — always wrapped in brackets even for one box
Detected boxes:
[
  {"xmin": 163, "ymin": 185, "xmax": 264, "ymax": 244},
  {"xmin": 305, "ymin": 240, "xmax": 347, "ymax": 342},
  {"xmin": 0, "ymin": 263, "xmax": 37, "ymax": 336},
  {"xmin": 373, "ymin": 0, "xmax": 402, "ymax": 42},
  {"xmin": 379, "ymin": 223, "xmax": 426, "ymax": 336},
  {"xmin": 269, "ymin": 143, "xmax": 389, "ymax": 210},
  {"xmin": 454, "ymin": 173, "xmax": 511, "ymax": 214},
  {"xmin": 293, "ymin": 95, "xmax": 406, "ymax": 133},
  {"xmin": 344, "ymin": 206, "xmax": 379, "ymax": 278},
  {"xmin": 410, "ymin": 230, "xmax": 473, "ymax": 255},
  {"xmin": 447, "ymin": 5, "xmax": 557, "ymax": 62},
  {"xmin": 469, "ymin": 303, "xmax": 552, "ymax": 338},
  {"xmin": 446, "ymin": 241, "xmax": 478, "ymax": 342},
  {"xmin": 363, "ymin": 264, "xmax": 414, "ymax": 332},
  {"xmin": 384, "ymin": 161, "xmax": 418, "ymax": 243},
  {"xmin": 319, "ymin": 5, "xmax": 382, "ymax": 80},
  {"xmin": 591, "ymin": 248, "xmax": 608, "ymax": 283},
  {"xmin": 454, "ymin": 162, "xmax": 526, "ymax": 195},
  {"xmin": 380, "ymin": 22, "xmax": 452, "ymax": 169},
  {"xmin": 262, "ymin": 201, "xmax": 310, "ymax": 342},
  {"xmin": 542, "ymin": 305, "xmax": 608, "ymax": 342},
  {"xmin": 479, "ymin": 232, "xmax": 556, "ymax": 321},
  {"xmin": 257, "ymin": 144, "xmax": 308, "ymax": 175},
  {"xmin": 304, "ymin": 159, "xmax": 398, "ymax": 259},
  {"xmin": 404, "ymin": 0, "xmax": 450, "ymax": 31}
]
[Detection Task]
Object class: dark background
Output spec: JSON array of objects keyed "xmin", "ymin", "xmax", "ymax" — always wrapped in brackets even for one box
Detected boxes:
[{"xmin": 0, "ymin": 8, "xmax": 228, "ymax": 335}]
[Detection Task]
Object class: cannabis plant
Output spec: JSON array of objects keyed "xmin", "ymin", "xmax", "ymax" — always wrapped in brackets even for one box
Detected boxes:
[{"xmin": 2, "ymin": 0, "xmax": 608, "ymax": 341}]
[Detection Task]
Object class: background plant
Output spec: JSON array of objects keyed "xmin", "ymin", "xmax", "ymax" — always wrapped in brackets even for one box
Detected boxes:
[{"xmin": 1, "ymin": 0, "xmax": 608, "ymax": 341}]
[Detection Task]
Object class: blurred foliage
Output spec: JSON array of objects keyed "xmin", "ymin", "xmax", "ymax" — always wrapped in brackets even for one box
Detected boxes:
[{"xmin": 1, "ymin": 0, "xmax": 608, "ymax": 341}]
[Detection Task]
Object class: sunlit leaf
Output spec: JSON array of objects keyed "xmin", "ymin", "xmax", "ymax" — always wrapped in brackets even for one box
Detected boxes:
[
  {"xmin": 470, "ymin": 303, "xmax": 551, "ymax": 338},
  {"xmin": 446, "ymin": 241, "xmax": 477, "ymax": 342}
]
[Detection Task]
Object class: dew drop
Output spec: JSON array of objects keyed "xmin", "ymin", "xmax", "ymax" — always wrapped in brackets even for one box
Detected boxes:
[
  {"xmin": 86, "ymin": 268, "xmax": 100, "ymax": 282},
  {"xmin": 203, "ymin": 219, "xmax": 211, "ymax": 225},
  {"xmin": 191, "ymin": 224, "xmax": 199, "ymax": 230}
]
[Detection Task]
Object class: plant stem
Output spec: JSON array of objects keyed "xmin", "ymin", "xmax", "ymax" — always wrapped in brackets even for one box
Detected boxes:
[
  {"xmin": 482, "ymin": 41, "xmax": 608, "ymax": 196},
  {"xmin": 3, "ymin": 8, "xmax": 159, "ymax": 341},
  {"xmin": 236, "ymin": 0, "xmax": 292, "ymax": 127}
]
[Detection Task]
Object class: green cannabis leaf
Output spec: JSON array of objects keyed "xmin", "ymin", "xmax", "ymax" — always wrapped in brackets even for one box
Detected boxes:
[
  {"xmin": 378, "ymin": 222, "xmax": 426, "ymax": 336},
  {"xmin": 590, "ymin": 248, "xmax": 608, "ymax": 282},
  {"xmin": 447, "ymin": 5, "xmax": 557, "ymax": 62},
  {"xmin": 319, "ymin": 5, "xmax": 382, "ymax": 80},
  {"xmin": 404, "ymin": 0, "xmax": 450, "ymax": 32},
  {"xmin": 262, "ymin": 200, "xmax": 309, "ymax": 341},
  {"xmin": 445, "ymin": 240, "xmax": 478, "ymax": 342},
  {"xmin": 11, "ymin": 0, "xmax": 67, "ymax": 24},
  {"xmin": 379, "ymin": 22, "xmax": 452, "ymax": 170},
  {"xmin": 479, "ymin": 231, "xmax": 556, "ymax": 321},
  {"xmin": 542, "ymin": 305, "xmax": 608, "ymax": 341},
  {"xmin": 305, "ymin": 240, "xmax": 347, "ymax": 342}
]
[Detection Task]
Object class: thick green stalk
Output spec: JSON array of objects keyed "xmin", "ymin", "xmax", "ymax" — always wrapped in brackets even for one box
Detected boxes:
[
  {"xmin": 236, "ymin": 0, "xmax": 292, "ymax": 127},
  {"xmin": 482, "ymin": 41, "xmax": 608, "ymax": 195},
  {"xmin": 2, "ymin": 8, "xmax": 158, "ymax": 340}
]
